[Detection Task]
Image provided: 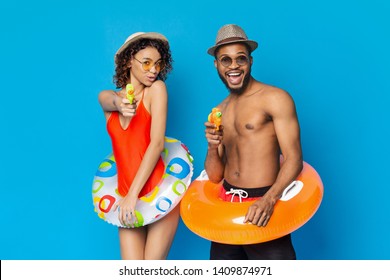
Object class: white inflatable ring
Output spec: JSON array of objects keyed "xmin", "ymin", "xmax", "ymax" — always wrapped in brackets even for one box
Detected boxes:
[{"xmin": 92, "ymin": 137, "xmax": 194, "ymax": 227}]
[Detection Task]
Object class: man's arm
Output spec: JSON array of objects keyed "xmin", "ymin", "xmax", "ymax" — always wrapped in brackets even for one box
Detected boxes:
[
  {"xmin": 245, "ymin": 89, "xmax": 303, "ymax": 226},
  {"xmin": 204, "ymin": 121, "xmax": 225, "ymax": 183},
  {"xmin": 265, "ymin": 89, "xmax": 303, "ymax": 201}
]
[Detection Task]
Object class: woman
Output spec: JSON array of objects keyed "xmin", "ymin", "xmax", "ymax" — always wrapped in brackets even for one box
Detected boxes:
[{"xmin": 98, "ymin": 32, "xmax": 177, "ymax": 259}]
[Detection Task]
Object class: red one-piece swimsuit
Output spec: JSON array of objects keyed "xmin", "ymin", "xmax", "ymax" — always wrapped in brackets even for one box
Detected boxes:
[{"xmin": 106, "ymin": 94, "xmax": 165, "ymax": 198}]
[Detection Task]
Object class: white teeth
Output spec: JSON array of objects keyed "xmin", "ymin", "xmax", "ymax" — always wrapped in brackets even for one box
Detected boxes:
[{"xmin": 227, "ymin": 73, "xmax": 241, "ymax": 77}]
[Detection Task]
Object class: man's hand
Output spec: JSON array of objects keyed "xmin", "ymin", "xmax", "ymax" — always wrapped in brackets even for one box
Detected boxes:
[
  {"xmin": 244, "ymin": 197, "xmax": 276, "ymax": 227},
  {"xmin": 205, "ymin": 121, "xmax": 223, "ymax": 148}
]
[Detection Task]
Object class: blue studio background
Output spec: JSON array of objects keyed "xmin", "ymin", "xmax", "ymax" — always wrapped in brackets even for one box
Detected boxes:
[{"xmin": 1, "ymin": 0, "xmax": 389, "ymax": 260}]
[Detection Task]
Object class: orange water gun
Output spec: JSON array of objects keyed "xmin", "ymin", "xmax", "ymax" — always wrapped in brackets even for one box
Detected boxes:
[
  {"xmin": 126, "ymin": 83, "xmax": 135, "ymax": 104},
  {"xmin": 208, "ymin": 107, "xmax": 222, "ymax": 131}
]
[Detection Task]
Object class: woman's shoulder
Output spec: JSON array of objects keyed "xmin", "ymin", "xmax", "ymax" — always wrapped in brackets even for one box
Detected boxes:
[
  {"xmin": 149, "ymin": 80, "xmax": 166, "ymax": 90},
  {"xmin": 145, "ymin": 80, "xmax": 167, "ymax": 98},
  {"xmin": 143, "ymin": 81, "xmax": 168, "ymax": 111}
]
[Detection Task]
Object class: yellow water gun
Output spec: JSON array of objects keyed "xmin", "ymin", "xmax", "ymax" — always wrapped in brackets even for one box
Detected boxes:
[
  {"xmin": 208, "ymin": 107, "xmax": 222, "ymax": 131},
  {"xmin": 126, "ymin": 83, "xmax": 135, "ymax": 104}
]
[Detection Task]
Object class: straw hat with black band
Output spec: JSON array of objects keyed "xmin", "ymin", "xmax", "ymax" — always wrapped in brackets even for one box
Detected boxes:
[{"xmin": 207, "ymin": 24, "xmax": 258, "ymax": 56}]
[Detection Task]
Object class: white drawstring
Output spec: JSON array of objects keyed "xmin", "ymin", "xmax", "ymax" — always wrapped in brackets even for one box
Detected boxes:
[{"xmin": 225, "ymin": 188, "xmax": 248, "ymax": 202}]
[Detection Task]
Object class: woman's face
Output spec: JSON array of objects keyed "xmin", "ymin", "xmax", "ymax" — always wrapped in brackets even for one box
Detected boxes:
[{"xmin": 130, "ymin": 46, "xmax": 163, "ymax": 86}]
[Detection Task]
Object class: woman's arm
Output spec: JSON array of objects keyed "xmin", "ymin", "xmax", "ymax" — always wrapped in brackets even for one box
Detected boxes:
[{"xmin": 98, "ymin": 89, "xmax": 135, "ymax": 119}]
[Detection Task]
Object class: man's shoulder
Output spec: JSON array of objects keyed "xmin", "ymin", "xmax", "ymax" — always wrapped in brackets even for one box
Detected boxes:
[
  {"xmin": 250, "ymin": 83, "xmax": 296, "ymax": 115},
  {"xmin": 260, "ymin": 82, "xmax": 288, "ymax": 95},
  {"xmin": 258, "ymin": 83, "xmax": 292, "ymax": 102}
]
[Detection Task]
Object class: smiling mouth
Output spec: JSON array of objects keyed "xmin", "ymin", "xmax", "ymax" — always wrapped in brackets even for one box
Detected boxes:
[{"xmin": 226, "ymin": 71, "xmax": 243, "ymax": 85}]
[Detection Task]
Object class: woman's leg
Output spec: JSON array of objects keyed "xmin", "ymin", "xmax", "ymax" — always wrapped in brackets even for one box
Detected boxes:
[
  {"xmin": 144, "ymin": 205, "xmax": 180, "ymax": 259},
  {"xmin": 118, "ymin": 226, "xmax": 147, "ymax": 259}
]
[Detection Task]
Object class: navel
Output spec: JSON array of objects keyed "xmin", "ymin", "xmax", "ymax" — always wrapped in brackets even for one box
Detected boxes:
[{"xmin": 245, "ymin": 123, "xmax": 254, "ymax": 130}]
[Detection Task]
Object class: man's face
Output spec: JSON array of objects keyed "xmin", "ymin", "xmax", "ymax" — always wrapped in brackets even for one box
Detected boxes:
[{"xmin": 214, "ymin": 43, "xmax": 252, "ymax": 95}]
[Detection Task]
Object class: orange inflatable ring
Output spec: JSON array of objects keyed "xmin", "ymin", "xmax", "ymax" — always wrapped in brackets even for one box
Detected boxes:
[{"xmin": 180, "ymin": 161, "xmax": 323, "ymax": 244}]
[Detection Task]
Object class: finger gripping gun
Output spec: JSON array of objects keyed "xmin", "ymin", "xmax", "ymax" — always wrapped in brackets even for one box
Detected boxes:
[{"xmin": 208, "ymin": 107, "xmax": 222, "ymax": 130}]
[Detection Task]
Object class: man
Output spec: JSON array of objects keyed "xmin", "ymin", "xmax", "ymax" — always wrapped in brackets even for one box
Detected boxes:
[{"xmin": 204, "ymin": 24, "xmax": 303, "ymax": 260}]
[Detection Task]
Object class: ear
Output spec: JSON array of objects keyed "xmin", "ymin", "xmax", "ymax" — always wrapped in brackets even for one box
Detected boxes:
[
  {"xmin": 214, "ymin": 60, "xmax": 217, "ymax": 68},
  {"xmin": 250, "ymin": 56, "xmax": 253, "ymax": 66}
]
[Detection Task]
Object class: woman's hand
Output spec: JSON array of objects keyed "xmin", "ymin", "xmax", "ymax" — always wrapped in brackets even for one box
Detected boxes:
[
  {"xmin": 117, "ymin": 97, "xmax": 137, "ymax": 118},
  {"xmin": 113, "ymin": 194, "xmax": 139, "ymax": 227}
]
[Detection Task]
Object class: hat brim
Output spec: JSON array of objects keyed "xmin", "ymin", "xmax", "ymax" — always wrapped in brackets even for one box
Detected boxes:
[
  {"xmin": 115, "ymin": 32, "xmax": 168, "ymax": 59},
  {"xmin": 207, "ymin": 39, "xmax": 258, "ymax": 56}
]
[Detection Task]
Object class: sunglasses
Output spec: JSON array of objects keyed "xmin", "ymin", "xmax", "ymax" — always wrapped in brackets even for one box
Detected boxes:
[
  {"xmin": 133, "ymin": 57, "xmax": 165, "ymax": 72},
  {"xmin": 218, "ymin": 55, "xmax": 250, "ymax": 67}
]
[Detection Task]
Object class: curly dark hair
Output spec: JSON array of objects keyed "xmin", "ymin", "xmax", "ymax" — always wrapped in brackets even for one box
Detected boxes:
[{"xmin": 114, "ymin": 38, "xmax": 173, "ymax": 88}]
